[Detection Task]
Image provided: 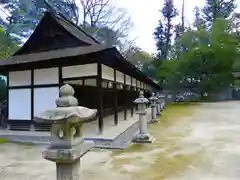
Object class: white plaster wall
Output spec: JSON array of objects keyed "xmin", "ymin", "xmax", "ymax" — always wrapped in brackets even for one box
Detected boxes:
[
  {"xmin": 102, "ymin": 65, "xmax": 114, "ymax": 81},
  {"xmin": 62, "ymin": 63, "xmax": 97, "ymax": 78},
  {"xmin": 116, "ymin": 71, "xmax": 124, "ymax": 83},
  {"xmin": 85, "ymin": 79, "xmax": 97, "ymax": 86},
  {"xmin": 136, "ymin": 80, "xmax": 140, "ymax": 88},
  {"xmin": 33, "ymin": 87, "xmax": 59, "ymax": 116},
  {"xmin": 126, "ymin": 75, "xmax": 131, "ymax": 85},
  {"xmin": 9, "ymin": 70, "xmax": 31, "ymax": 87},
  {"xmin": 9, "ymin": 89, "xmax": 31, "ymax": 120},
  {"xmin": 34, "ymin": 68, "xmax": 59, "ymax": 85},
  {"xmin": 132, "ymin": 78, "xmax": 136, "ymax": 86}
]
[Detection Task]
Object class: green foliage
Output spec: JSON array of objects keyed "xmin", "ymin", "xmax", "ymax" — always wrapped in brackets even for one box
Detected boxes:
[
  {"xmin": 0, "ymin": 28, "xmax": 18, "ymax": 102},
  {"xmin": 84, "ymin": 25, "xmax": 123, "ymax": 48},
  {"xmin": 0, "ymin": 0, "xmax": 79, "ymax": 43},
  {"xmin": 0, "ymin": 0, "xmax": 130, "ymax": 53},
  {"xmin": 157, "ymin": 19, "xmax": 238, "ymax": 96},
  {"xmin": 0, "ymin": 28, "xmax": 19, "ymax": 58},
  {"xmin": 154, "ymin": 0, "xmax": 178, "ymax": 59},
  {"xmin": 157, "ymin": 60, "xmax": 183, "ymax": 92},
  {"xmin": 202, "ymin": 0, "xmax": 236, "ymax": 25},
  {"xmin": 126, "ymin": 47, "xmax": 153, "ymax": 70},
  {"xmin": 193, "ymin": 7, "xmax": 206, "ymax": 29}
]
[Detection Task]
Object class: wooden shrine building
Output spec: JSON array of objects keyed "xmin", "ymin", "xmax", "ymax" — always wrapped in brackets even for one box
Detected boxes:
[{"xmin": 0, "ymin": 10, "xmax": 160, "ymax": 132}]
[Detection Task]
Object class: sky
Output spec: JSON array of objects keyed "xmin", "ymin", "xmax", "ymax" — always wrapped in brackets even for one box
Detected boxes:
[{"xmin": 116, "ymin": 0, "xmax": 240, "ymax": 53}]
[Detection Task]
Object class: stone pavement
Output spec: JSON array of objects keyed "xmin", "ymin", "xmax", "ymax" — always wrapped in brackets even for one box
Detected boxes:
[{"xmin": 2, "ymin": 102, "xmax": 240, "ymax": 180}]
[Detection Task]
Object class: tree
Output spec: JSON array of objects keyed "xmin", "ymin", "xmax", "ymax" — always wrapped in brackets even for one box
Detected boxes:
[
  {"xmin": 79, "ymin": 0, "xmax": 131, "ymax": 28},
  {"xmin": 180, "ymin": 19, "xmax": 237, "ymax": 96},
  {"xmin": 157, "ymin": 59, "xmax": 183, "ymax": 93},
  {"xmin": 0, "ymin": 0, "xmax": 133, "ymax": 49},
  {"xmin": 202, "ymin": 0, "xmax": 236, "ymax": 25},
  {"xmin": 125, "ymin": 47, "xmax": 153, "ymax": 70},
  {"xmin": 156, "ymin": 18, "xmax": 238, "ymax": 98},
  {"xmin": 231, "ymin": 12, "xmax": 240, "ymax": 34},
  {"xmin": 154, "ymin": 0, "xmax": 178, "ymax": 60},
  {"xmin": 0, "ymin": 0, "xmax": 78, "ymax": 43},
  {"xmin": 0, "ymin": 28, "xmax": 19, "ymax": 58},
  {"xmin": 193, "ymin": 7, "xmax": 206, "ymax": 29},
  {"xmin": 0, "ymin": 28, "xmax": 19, "ymax": 101},
  {"xmin": 231, "ymin": 12, "xmax": 240, "ymax": 72}
]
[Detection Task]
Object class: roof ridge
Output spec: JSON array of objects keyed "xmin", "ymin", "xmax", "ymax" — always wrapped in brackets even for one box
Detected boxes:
[{"xmin": 49, "ymin": 11, "xmax": 100, "ymax": 45}]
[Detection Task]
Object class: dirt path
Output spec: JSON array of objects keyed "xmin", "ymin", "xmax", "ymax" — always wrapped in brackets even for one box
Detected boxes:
[{"xmin": 0, "ymin": 101, "xmax": 239, "ymax": 180}]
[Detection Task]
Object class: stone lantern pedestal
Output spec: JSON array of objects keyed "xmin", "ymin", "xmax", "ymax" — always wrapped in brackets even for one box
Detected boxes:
[
  {"xmin": 132, "ymin": 91, "xmax": 155, "ymax": 143},
  {"xmin": 34, "ymin": 84, "xmax": 97, "ymax": 180},
  {"xmin": 148, "ymin": 92, "xmax": 159, "ymax": 124}
]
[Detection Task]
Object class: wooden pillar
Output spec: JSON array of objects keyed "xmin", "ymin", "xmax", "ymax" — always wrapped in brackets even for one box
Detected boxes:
[
  {"xmin": 58, "ymin": 66, "xmax": 63, "ymax": 87},
  {"xmin": 113, "ymin": 69, "xmax": 118, "ymax": 125},
  {"xmin": 6, "ymin": 73, "xmax": 9, "ymax": 128},
  {"xmin": 123, "ymin": 74, "xmax": 127, "ymax": 120},
  {"xmin": 30, "ymin": 69, "xmax": 34, "ymax": 128},
  {"xmin": 97, "ymin": 62, "xmax": 103, "ymax": 133},
  {"xmin": 130, "ymin": 77, "xmax": 133, "ymax": 116}
]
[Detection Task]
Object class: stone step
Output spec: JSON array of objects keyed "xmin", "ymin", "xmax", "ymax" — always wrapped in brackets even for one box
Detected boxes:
[
  {"xmin": 34, "ymin": 123, "xmax": 51, "ymax": 132},
  {"xmin": 10, "ymin": 124, "xmax": 31, "ymax": 131}
]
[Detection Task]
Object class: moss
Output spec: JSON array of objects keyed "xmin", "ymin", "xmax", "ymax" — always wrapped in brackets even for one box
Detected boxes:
[
  {"xmin": 157, "ymin": 102, "xmax": 199, "ymax": 127},
  {"xmin": 0, "ymin": 138, "xmax": 9, "ymax": 144},
  {"xmin": 111, "ymin": 103, "xmax": 201, "ymax": 179},
  {"xmin": 14, "ymin": 142, "xmax": 35, "ymax": 146}
]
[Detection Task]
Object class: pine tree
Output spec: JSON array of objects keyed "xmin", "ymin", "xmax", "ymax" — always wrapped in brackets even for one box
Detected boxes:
[
  {"xmin": 0, "ymin": 0, "xmax": 78, "ymax": 42},
  {"xmin": 202, "ymin": 0, "xmax": 236, "ymax": 25},
  {"xmin": 193, "ymin": 7, "xmax": 206, "ymax": 29},
  {"xmin": 154, "ymin": 0, "xmax": 178, "ymax": 60}
]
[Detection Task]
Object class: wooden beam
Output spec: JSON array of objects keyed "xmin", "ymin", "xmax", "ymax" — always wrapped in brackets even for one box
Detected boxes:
[{"xmin": 8, "ymin": 84, "xmax": 60, "ymax": 89}]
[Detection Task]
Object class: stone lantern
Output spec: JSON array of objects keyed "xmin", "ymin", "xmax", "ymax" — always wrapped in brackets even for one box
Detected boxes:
[
  {"xmin": 34, "ymin": 84, "xmax": 97, "ymax": 180},
  {"xmin": 132, "ymin": 91, "xmax": 154, "ymax": 143},
  {"xmin": 159, "ymin": 94, "xmax": 166, "ymax": 110},
  {"xmin": 156, "ymin": 92, "xmax": 161, "ymax": 116},
  {"xmin": 148, "ymin": 92, "xmax": 159, "ymax": 123}
]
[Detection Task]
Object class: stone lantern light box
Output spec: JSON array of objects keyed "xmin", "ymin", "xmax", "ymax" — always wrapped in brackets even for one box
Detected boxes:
[{"xmin": 34, "ymin": 84, "xmax": 98, "ymax": 149}]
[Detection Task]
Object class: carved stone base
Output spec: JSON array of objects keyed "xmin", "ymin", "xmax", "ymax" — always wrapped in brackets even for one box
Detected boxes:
[
  {"xmin": 43, "ymin": 141, "xmax": 94, "ymax": 163},
  {"xmin": 132, "ymin": 133, "xmax": 155, "ymax": 144}
]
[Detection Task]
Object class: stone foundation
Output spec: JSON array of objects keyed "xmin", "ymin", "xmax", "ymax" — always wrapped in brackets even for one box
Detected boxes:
[
  {"xmin": 0, "ymin": 120, "xmax": 140, "ymax": 150},
  {"xmin": 86, "ymin": 121, "xmax": 139, "ymax": 149}
]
